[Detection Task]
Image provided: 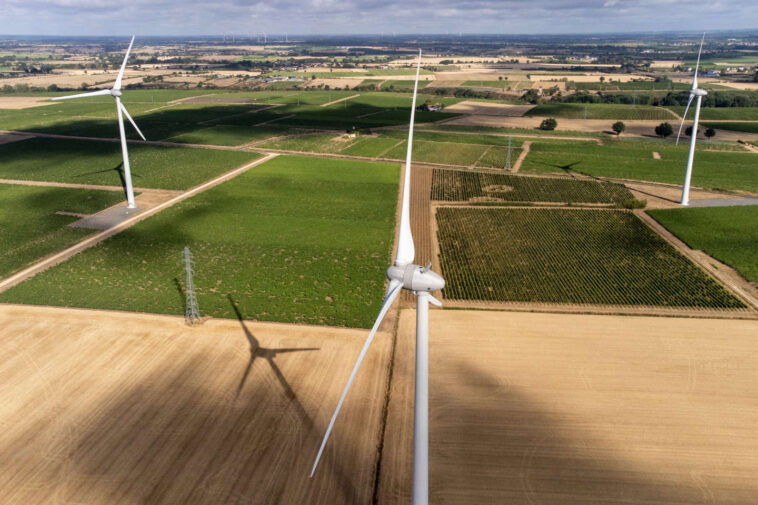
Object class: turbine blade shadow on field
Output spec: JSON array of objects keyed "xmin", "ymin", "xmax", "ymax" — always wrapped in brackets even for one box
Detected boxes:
[
  {"xmin": 225, "ymin": 296, "xmax": 358, "ymax": 500},
  {"xmin": 535, "ymin": 160, "xmax": 582, "ymax": 178},
  {"xmin": 74, "ymin": 162, "xmax": 141, "ymax": 199},
  {"xmin": 226, "ymin": 295, "xmax": 318, "ymax": 400}
]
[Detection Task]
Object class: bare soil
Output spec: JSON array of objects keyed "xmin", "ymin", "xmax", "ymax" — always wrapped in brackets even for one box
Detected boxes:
[
  {"xmin": 0, "ymin": 97, "xmax": 54, "ymax": 110},
  {"xmin": 377, "ymin": 309, "xmax": 758, "ymax": 504},
  {"xmin": 0, "ymin": 304, "xmax": 392, "ymax": 505},
  {"xmin": 443, "ymin": 101, "xmax": 534, "ymax": 117}
]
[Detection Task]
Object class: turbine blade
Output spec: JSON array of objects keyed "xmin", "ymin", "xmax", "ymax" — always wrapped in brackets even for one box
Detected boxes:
[
  {"xmin": 692, "ymin": 33, "xmax": 705, "ymax": 90},
  {"xmin": 676, "ymin": 94, "xmax": 695, "ymax": 145},
  {"xmin": 114, "ymin": 35, "xmax": 135, "ymax": 91},
  {"xmin": 427, "ymin": 294, "xmax": 443, "ymax": 307},
  {"xmin": 120, "ymin": 102, "xmax": 146, "ymax": 140},
  {"xmin": 52, "ymin": 89, "xmax": 111, "ymax": 101},
  {"xmin": 394, "ymin": 49, "xmax": 422, "ymax": 267},
  {"xmin": 310, "ymin": 279, "xmax": 403, "ymax": 478}
]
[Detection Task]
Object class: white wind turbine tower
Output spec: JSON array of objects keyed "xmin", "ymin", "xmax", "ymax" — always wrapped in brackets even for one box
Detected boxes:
[
  {"xmin": 53, "ymin": 35, "xmax": 145, "ymax": 210},
  {"xmin": 676, "ymin": 33, "xmax": 707, "ymax": 206},
  {"xmin": 310, "ymin": 50, "xmax": 444, "ymax": 505}
]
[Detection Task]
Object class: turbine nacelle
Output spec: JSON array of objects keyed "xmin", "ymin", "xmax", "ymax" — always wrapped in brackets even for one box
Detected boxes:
[
  {"xmin": 387, "ymin": 264, "xmax": 445, "ymax": 293},
  {"xmin": 111, "ymin": 89, "xmax": 122, "ymax": 97},
  {"xmin": 691, "ymin": 88, "xmax": 708, "ymax": 97}
]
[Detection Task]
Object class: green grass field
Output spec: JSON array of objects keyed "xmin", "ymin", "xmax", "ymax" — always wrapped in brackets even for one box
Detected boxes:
[
  {"xmin": 461, "ymin": 80, "xmax": 509, "ymax": 88},
  {"xmin": 0, "ymin": 184, "xmax": 123, "ymax": 278},
  {"xmin": 703, "ymin": 122, "xmax": 758, "ymax": 134},
  {"xmin": 520, "ymin": 140, "xmax": 758, "ymax": 192},
  {"xmin": 431, "ymin": 169, "xmax": 635, "ymax": 205},
  {"xmin": 166, "ymin": 124, "xmax": 292, "ymax": 146},
  {"xmin": 0, "ymin": 137, "xmax": 259, "ymax": 189},
  {"xmin": 260, "ymin": 130, "xmax": 527, "ymax": 165},
  {"xmin": 380, "ymin": 80, "xmax": 431, "ymax": 90},
  {"xmin": 0, "ymin": 155, "xmax": 400, "ymax": 327},
  {"xmin": 436, "ymin": 207, "xmax": 744, "ymax": 308},
  {"xmin": 648, "ymin": 205, "xmax": 758, "ymax": 282},
  {"xmin": 525, "ymin": 103, "xmax": 678, "ymax": 120},
  {"xmin": 667, "ymin": 107, "xmax": 758, "ymax": 121}
]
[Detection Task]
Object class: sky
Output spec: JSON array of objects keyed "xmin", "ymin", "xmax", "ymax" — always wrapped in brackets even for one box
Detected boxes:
[{"xmin": 1, "ymin": 0, "xmax": 757, "ymax": 36}]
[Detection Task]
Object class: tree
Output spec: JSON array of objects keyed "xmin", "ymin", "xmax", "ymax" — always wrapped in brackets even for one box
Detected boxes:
[
  {"xmin": 655, "ymin": 122, "xmax": 673, "ymax": 138},
  {"xmin": 46, "ymin": 84, "xmax": 59, "ymax": 92},
  {"xmin": 612, "ymin": 121, "xmax": 626, "ymax": 136},
  {"xmin": 522, "ymin": 88, "xmax": 540, "ymax": 104},
  {"xmin": 539, "ymin": 118, "xmax": 558, "ymax": 131},
  {"xmin": 705, "ymin": 128, "xmax": 716, "ymax": 139},
  {"xmin": 685, "ymin": 125, "xmax": 699, "ymax": 137},
  {"xmin": 498, "ymin": 76, "xmax": 503, "ymax": 81}
]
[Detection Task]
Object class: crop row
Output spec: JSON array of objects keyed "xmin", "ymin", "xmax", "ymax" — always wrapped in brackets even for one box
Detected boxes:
[
  {"xmin": 436, "ymin": 207, "xmax": 745, "ymax": 308},
  {"xmin": 431, "ymin": 169, "xmax": 635, "ymax": 205}
]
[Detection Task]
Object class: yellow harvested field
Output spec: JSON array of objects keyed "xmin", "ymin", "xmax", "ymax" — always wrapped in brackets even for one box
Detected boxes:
[
  {"xmin": 0, "ymin": 71, "xmax": 144, "ymax": 89},
  {"xmin": 0, "ymin": 97, "xmax": 53, "ymax": 109},
  {"xmin": 378, "ymin": 309, "xmax": 758, "ymax": 504},
  {"xmin": 444, "ymin": 100, "xmax": 534, "ymax": 116},
  {"xmin": 542, "ymin": 73, "xmax": 652, "ymax": 82},
  {"xmin": 651, "ymin": 60, "xmax": 683, "ymax": 67},
  {"xmin": 309, "ymin": 77, "xmax": 367, "ymax": 88},
  {"xmin": 0, "ymin": 304, "xmax": 393, "ymax": 505}
]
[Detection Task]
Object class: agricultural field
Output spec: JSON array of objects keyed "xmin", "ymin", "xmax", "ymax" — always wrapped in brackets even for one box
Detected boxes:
[
  {"xmin": 520, "ymin": 140, "xmax": 758, "ymax": 192},
  {"xmin": 380, "ymin": 80, "xmax": 431, "ymax": 90},
  {"xmin": 461, "ymin": 80, "xmax": 509, "ymax": 88},
  {"xmin": 436, "ymin": 207, "xmax": 744, "ymax": 308},
  {"xmin": 166, "ymin": 124, "xmax": 292, "ymax": 146},
  {"xmin": 703, "ymin": 121, "xmax": 758, "ymax": 134},
  {"xmin": 0, "ymin": 137, "xmax": 260, "ymax": 189},
  {"xmin": 431, "ymin": 169, "xmax": 636, "ymax": 206},
  {"xmin": 421, "ymin": 123, "xmax": 602, "ymax": 138},
  {"xmin": 525, "ymin": 103, "xmax": 678, "ymax": 120},
  {"xmin": 571, "ymin": 80, "xmax": 691, "ymax": 91},
  {"xmin": 649, "ymin": 205, "xmax": 758, "ymax": 282},
  {"xmin": 260, "ymin": 130, "xmax": 527, "ymax": 167},
  {"xmin": 0, "ymin": 184, "xmax": 123, "ymax": 278},
  {"xmin": 0, "ymin": 155, "xmax": 400, "ymax": 328},
  {"xmin": 666, "ymin": 107, "xmax": 758, "ymax": 121}
]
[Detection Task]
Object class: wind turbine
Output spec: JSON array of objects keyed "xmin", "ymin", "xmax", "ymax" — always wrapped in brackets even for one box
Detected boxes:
[
  {"xmin": 309, "ymin": 50, "xmax": 444, "ymax": 505},
  {"xmin": 53, "ymin": 35, "xmax": 145, "ymax": 210},
  {"xmin": 676, "ymin": 33, "xmax": 707, "ymax": 206}
]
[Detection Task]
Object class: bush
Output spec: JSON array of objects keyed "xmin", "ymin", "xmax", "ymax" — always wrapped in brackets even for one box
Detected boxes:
[
  {"xmin": 705, "ymin": 128, "xmax": 716, "ymax": 139},
  {"xmin": 612, "ymin": 121, "xmax": 626, "ymax": 135},
  {"xmin": 539, "ymin": 118, "xmax": 558, "ymax": 131},
  {"xmin": 655, "ymin": 122, "xmax": 673, "ymax": 137}
]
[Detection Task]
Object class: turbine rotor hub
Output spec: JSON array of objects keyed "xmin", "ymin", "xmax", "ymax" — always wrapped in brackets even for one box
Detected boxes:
[
  {"xmin": 110, "ymin": 89, "xmax": 122, "ymax": 97},
  {"xmin": 387, "ymin": 264, "xmax": 445, "ymax": 293},
  {"xmin": 693, "ymin": 88, "xmax": 708, "ymax": 97}
]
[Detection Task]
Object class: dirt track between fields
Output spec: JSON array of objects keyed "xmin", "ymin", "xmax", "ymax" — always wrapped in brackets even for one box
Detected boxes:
[
  {"xmin": 0, "ymin": 304, "xmax": 392, "ymax": 505},
  {"xmin": 377, "ymin": 309, "xmax": 758, "ymax": 504}
]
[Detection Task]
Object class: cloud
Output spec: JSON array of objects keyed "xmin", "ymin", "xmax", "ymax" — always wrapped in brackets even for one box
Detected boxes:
[{"xmin": 0, "ymin": 0, "xmax": 755, "ymax": 35}]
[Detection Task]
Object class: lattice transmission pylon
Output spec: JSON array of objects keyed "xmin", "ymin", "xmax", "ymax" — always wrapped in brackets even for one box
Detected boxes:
[{"xmin": 183, "ymin": 246, "xmax": 202, "ymax": 325}]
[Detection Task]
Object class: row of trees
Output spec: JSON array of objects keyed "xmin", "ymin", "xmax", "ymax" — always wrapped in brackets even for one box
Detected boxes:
[
  {"xmin": 535, "ymin": 118, "xmax": 717, "ymax": 139},
  {"xmin": 653, "ymin": 122, "xmax": 716, "ymax": 139}
]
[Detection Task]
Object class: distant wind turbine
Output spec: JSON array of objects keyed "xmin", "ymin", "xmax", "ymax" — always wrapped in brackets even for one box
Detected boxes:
[
  {"xmin": 676, "ymin": 33, "xmax": 707, "ymax": 206},
  {"xmin": 53, "ymin": 35, "xmax": 145, "ymax": 209},
  {"xmin": 309, "ymin": 50, "xmax": 444, "ymax": 505}
]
